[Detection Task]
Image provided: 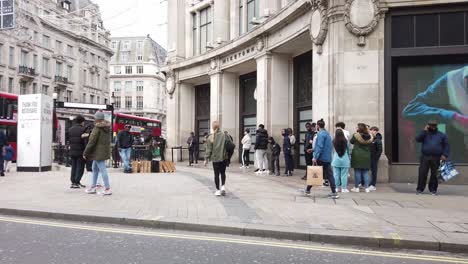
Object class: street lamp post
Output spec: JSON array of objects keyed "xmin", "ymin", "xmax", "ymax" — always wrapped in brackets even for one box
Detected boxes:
[{"xmin": 52, "ymin": 92, "xmax": 58, "ymax": 144}]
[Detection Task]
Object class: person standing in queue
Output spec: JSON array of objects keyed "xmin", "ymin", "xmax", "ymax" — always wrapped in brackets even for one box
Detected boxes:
[
  {"xmin": 187, "ymin": 132, "xmax": 198, "ymax": 166},
  {"xmin": 302, "ymin": 122, "xmax": 315, "ymax": 180},
  {"xmin": 116, "ymin": 124, "xmax": 134, "ymax": 173},
  {"xmin": 68, "ymin": 115, "xmax": 87, "ymax": 188},
  {"xmin": 204, "ymin": 121, "xmax": 229, "ymax": 196}
]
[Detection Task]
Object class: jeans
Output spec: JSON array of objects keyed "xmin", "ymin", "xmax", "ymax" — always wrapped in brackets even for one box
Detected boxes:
[
  {"xmin": 70, "ymin": 156, "xmax": 85, "ymax": 184},
  {"xmin": 270, "ymin": 156, "xmax": 280, "ymax": 174},
  {"xmin": 242, "ymin": 149, "xmax": 250, "ymax": 166},
  {"xmin": 0, "ymin": 150, "xmax": 4, "ymax": 173},
  {"xmin": 307, "ymin": 161, "xmax": 336, "ymax": 193},
  {"xmin": 333, "ymin": 166, "xmax": 349, "ymax": 189},
  {"xmin": 354, "ymin": 168, "xmax": 369, "ymax": 188},
  {"xmin": 417, "ymin": 156, "xmax": 440, "ymax": 193},
  {"xmin": 255, "ymin": 149, "xmax": 268, "ymax": 170},
  {"xmin": 370, "ymin": 157, "xmax": 379, "ymax": 187},
  {"xmin": 189, "ymin": 148, "xmax": 195, "ymax": 164},
  {"xmin": 119, "ymin": 148, "xmax": 132, "ymax": 170},
  {"xmin": 213, "ymin": 161, "xmax": 227, "ymax": 190},
  {"xmin": 91, "ymin": 160, "xmax": 110, "ymax": 189},
  {"xmin": 284, "ymin": 154, "xmax": 293, "ymax": 174}
]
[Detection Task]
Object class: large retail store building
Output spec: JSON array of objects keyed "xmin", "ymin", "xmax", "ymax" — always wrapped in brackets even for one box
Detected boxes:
[{"xmin": 164, "ymin": 0, "xmax": 468, "ymax": 184}]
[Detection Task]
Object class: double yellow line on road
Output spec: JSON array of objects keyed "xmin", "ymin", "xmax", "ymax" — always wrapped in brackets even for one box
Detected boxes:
[{"xmin": 0, "ymin": 216, "xmax": 467, "ymax": 264}]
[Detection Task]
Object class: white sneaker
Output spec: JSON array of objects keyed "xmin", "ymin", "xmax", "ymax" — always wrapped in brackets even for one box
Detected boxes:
[
  {"xmin": 351, "ymin": 187, "xmax": 360, "ymax": 193},
  {"xmin": 246, "ymin": 166, "xmax": 249, "ymax": 169},
  {"xmin": 85, "ymin": 187, "xmax": 96, "ymax": 194},
  {"xmin": 341, "ymin": 188, "xmax": 350, "ymax": 193},
  {"xmin": 255, "ymin": 170, "xmax": 262, "ymax": 175},
  {"xmin": 365, "ymin": 188, "xmax": 371, "ymax": 193},
  {"xmin": 263, "ymin": 170, "xmax": 269, "ymax": 174},
  {"xmin": 221, "ymin": 185, "xmax": 226, "ymax": 196},
  {"xmin": 368, "ymin": 185, "xmax": 376, "ymax": 191},
  {"xmin": 358, "ymin": 184, "xmax": 362, "ymax": 188},
  {"xmin": 214, "ymin": 190, "xmax": 222, "ymax": 196},
  {"xmin": 240, "ymin": 166, "xmax": 245, "ymax": 169},
  {"xmin": 99, "ymin": 189, "xmax": 112, "ymax": 195}
]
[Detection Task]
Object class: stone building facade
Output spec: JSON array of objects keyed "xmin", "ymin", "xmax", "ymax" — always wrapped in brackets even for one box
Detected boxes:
[
  {"xmin": 165, "ymin": 0, "xmax": 468, "ymax": 184},
  {"xmin": 0, "ymin": 0, "xmax": 112, "ymax": 116},
  {"xmin": 109, "ymin": 36, "xmax": 167, "ymax": 136}
]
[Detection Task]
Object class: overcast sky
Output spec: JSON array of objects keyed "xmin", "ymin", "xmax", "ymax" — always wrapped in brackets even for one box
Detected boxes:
[{"xmin": 92, "ymin": 0, "xmax": 168, "ymax": 49}]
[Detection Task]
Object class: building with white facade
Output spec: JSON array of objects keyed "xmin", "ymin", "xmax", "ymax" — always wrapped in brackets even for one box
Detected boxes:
[
  {"xmin": 0, "ymin": 0, "xmax": 112, "ymax": 110},
  {"xmin": 109, "ymin": 36, "xmax": 167, "ymax": 136},
  {"xmin": 165, "ymin": 0, "xmax": 468, "ymax": 184}
]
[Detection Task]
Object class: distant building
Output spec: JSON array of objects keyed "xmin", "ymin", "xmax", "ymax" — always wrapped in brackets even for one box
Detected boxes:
[
  {"xmin": 109, "ymin": 35, "xmax": 167, "ymax": 136},
  {"xmin": 0, "ymin": 0, "xmax": 112, "ymax": 110}
]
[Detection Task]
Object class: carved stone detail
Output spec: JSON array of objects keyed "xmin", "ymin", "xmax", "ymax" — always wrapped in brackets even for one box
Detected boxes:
[
  {"xmin": 256, "ymin": 37, "xmax": 264, "ymax": 52},
  {"xmin": 165, "ymin": 70, "xmax": 176, "ymax": 99},
  {"xmin": 344, "ymin": 0, "xmax": 381, "ymax": 47},
  {"xmin": 309, "ymin": 0, "xmax": 329, "ymax": 55}
]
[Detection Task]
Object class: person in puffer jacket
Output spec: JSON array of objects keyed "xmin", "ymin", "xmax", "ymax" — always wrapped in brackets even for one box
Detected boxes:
[
  {"xmin": 350, "ymin": 123, "xmax": 373, "ymax": 193},
  {"xmin": 254, "ymin": 124, "xmax": 269, "ymax": 174}
]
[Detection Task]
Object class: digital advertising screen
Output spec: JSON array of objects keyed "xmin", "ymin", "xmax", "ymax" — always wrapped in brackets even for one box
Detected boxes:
[{"xmin": 398, "ymin": 62, "xmax": 468, "ymax": 163}]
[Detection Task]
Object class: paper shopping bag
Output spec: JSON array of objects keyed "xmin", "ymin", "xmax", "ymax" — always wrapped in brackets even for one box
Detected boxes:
[{"xmin": 306, "ymin": 165, "xmax": 323, "ymax": 186}]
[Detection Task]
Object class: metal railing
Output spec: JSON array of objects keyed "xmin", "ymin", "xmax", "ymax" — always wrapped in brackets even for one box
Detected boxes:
[
  {"xmin": 54, "ymin": 75, "xmax": 69, "ymax": 84},
  {"xmin": 18, "ymin": 65, "xmax": 36, "ymax": 76}
]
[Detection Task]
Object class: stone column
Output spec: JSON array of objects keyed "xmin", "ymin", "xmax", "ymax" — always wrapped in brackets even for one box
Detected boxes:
[
  {"xmin": 209, "ymin": 71, "xmax": 223, "ymax": 127},
  {"xmin": 255, "ymin": 52, "xmax": 272, "ymax": 129},
  {"xmin": 270, "ymin": 53, "xmax": 290, "ymax": 140},
  {"xmin": 167, "ymin": 0, "xmax": 186, "ymax": 61},
  {"xmin": 221, "ymin": 72, "xmax": 238, "ymax": 139},
  {"xmin": 213, "ymin": 0, "xmax": 230, "ymax": 44}
]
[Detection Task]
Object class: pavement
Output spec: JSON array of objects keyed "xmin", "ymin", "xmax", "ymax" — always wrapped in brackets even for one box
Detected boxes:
[{"xmin": 1, "ymin": 163, "xmax": 468, "ymax": 254}]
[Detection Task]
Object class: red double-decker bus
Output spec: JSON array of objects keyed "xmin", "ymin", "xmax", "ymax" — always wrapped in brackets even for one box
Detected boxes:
[
  {"xmin": 113, "ymin": 112, "xmax": 162, "ymax": 138},
  {"xmin": 0, "ymin": 92, "xmax": 18, "ymax": 161}
]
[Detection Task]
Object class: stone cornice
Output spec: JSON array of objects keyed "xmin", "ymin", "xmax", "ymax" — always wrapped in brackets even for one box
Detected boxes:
[{"xmin": 163, "ymin": 0, "xmax": 311, "ymax": 72}]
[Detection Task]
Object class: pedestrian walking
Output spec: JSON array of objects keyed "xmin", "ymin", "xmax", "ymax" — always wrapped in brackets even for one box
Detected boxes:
[
  {"xmin": 288, "ymin": 128, "xmax": 296, "ymax": 173},
  {"xmin": 0, "ymin": 129, "xmax": 6, "ymax": 177},
  {"xmin": 254, "ymin": 124, "xmax": 269, "ymax": 174},
  {"xmin": 350, "ymin": 123, "xmax": 373, "ymax": 193},
  {"xmin": 116, "ymin": 124, "xmax": 134, "ymax": 173},
  {"xmin": 369, "ymin": 126, "xmax": 383, "ymax": 191},
  {"xmin": 240, "ymin": 129, "xmax": 251, "ymax": 168},
  {"xmin": 416, "ymin": 121, "xmax": 449, "ymax": 195},
  {"xmin": 68, "ymin": 115, "xmax": 87, "ymax": 188},
  {"xmin": 269, "ymin": 137, "xmax": 281, "ymax": 176},
  {"xmin": 187, "ymin": 132, "xmax": 198, "ymax": 166},
  {"xmin": 302, "ymin": 122, "xmax": 316, "ymax": 180},
  {"xmin": 2, "ymin": 143, "xmax": 14, "ymax": 173},
  {"xmin": 84, "ymin": 111, "xmax": 112, "ymax": 195},
  {"xmin": 335, "ymin": 122, "xmax": 350, "ymax": 140},
  {"xmin": 332, "ymin": 129, "xmax": 350, "ymax": 193},
  {"xmin": 204, "ymin": 121, "xmax": 229, "ymax": 196},
  {"xmin": 305, "ymin": 119, "xmax": 338, "ymax": 199},
  {"xmin": 282, "ymin": 129, "xmax": 293, "ymax": 176}
]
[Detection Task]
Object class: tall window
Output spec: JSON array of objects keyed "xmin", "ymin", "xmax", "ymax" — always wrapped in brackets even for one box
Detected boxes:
[
  {"xmin": 239, "ymin": 0, "xmax": 244, "ymax": 34},
  {"xmin": 111, "ymin": 41, "xmax": 117, "ymax": 49},
  {"xmin": 8, "ymin": 47, "xmax": 14, "ymax": 65},
  {"xmin": 121, "ymin": 52, "xmax": 128, "ymax": 62},
  {"xmin": 33, "ymin": 55, "xmax": 38, "ymax": 71},
  {"xmin": 136, "ymin": 81, "xmax": 143, "ymax": 92},
  {"xmin": 20, "ymin": 81, "xmax": 27, "ymax": 94},
  {"xmin": 90, "ymin": 95, "xmax": 95, "ymax": 104},
  {"xmin": 125, "ymin": 96, "xmax": 132, "ymax": 109},
  {"xmin": 21, "ymin": 51, "xmax": 28, "ymax": 66},
  {"xmin": 66, "ymin": 91, "xmax": 72, "ymax": 102},
  {"xmin": 82, "ymin": 93, "xmax": 86, "ymax": 102},
  {"xmin": 67, "ymin": 65, "xmax": 73, "ymax": 80},
  {"xmin": 199, "ymin": 7, "xmax": 212, "ymax": 54},
  {"xmin": 8, "ymin": 78, "xmax": 13, "ymax": 93},
  {"xmin": 137, "ymin": 41, "xmax": 143, "ymax": 52},
  {"xmin": 123, "ymin": 41, "xmax": 130, "ymax": 50},
  {"xmin": 137, "ymin": 55, "xmax": 143, "ymax": 61},
  {"xmin": 125, "ymin": 66, "xmax": 132, "ymax": 74},
  {"xmin": 0, "ymin": 75, "xmax": 3, "ymax": 90},
  {"xmin": 192, "ymin": 13, "xmax": 197, "ymax": 55},
  {"xmin": 247, "ymin": 0, "xmax": 259, "ymax": 31},
  {"xmin": 42, "ymin": 35, "xmax": 50, "ymax": 49},
  {"xmin": 83, "ymin": 70, "xmax": 87, "ymax": 85},
  {"xmin": 125, "ymin": 81, "xmax": 132, "ymax": 91},
  {"xmin": 115, "ymin": 96, "xmax": 121, "ymax": 108},
  {"xmin": 136, "ymin": 66, "xmax": 144, "ymax": 74},
  {"xmin": 32, "ymin": 83, "xmax": 37, "ymax": 94},
  {"xmin": 42, "ymin": 58, "xmax": 49, "ymax": 76},
  {"xmin": 114, "ymin": 66, "xmax": 121, "ymax": 74},
  {"xmin": 114, "ymin": 81, "xmax": 121, "ymax": 91},
  {"xmin": 42, "ymin": 85, "xmax": 49, "ymax": 95},
  {"xmin": 56, "ymin": 62, "xmax": 62, "ymax": 76},
  {"xmin": 136, "ymin": 96, "xmax": 143, "ymax": 109},
  {"xmin": 56, "ymin": 40, "xmax": 62, "ymax": 53},
  {"xmin": 67, "ymin": 45, "xmax": 73, "ymax": 56},
  {"xmin": 0, "ymin": 44, "xmax": 3, "ymax": 64},
  {"xmin": 97, "ymin": 96, "xmax": 100, "ymax": 104}
]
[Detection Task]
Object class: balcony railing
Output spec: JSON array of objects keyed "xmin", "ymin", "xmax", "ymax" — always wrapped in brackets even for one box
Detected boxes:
[
  {"xmin": 54, "ymin": 75, "xmax": 69, "ymax": 85},
  {"xmin": 18, "ymin": 66, "xmax": 36, "ymax": 77}
]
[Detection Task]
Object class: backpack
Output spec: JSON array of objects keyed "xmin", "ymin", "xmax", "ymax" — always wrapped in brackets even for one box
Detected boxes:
[{"xmin": 224, "ymin": 135, "xmax": 236, "ymax": 166}]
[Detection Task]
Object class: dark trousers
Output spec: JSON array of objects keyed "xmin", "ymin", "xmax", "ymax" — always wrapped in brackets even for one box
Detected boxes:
[
  {"xmin": 213, "ymin": 161, "xmax": 227, "ymax": 190},
  {"xmin": 270, "ymin": 156, "xmax": 280, "ymax": 173},
  {"xmin": 304, "ymin": 152, "xmax": 313, "ymax": 176},
  {"xmin": 306, "ymin": 161, "xmax": 336, "ymax": 193},
  {"xmin": 417, "ymin": 156, "xmax": 440, "ymax": 193},
  {"xmin": 70, "ymin": 156, "xmax": 85, "ymax": 184},
  {"xmin": 284, "ymin": 154, "xmax": 293, "ymax": 174},
  {"xmin": 242, "ymin": 149, "xmax": 250, "ymax": 166},
  {"xmin": 0, "ymin": 151, "xmax": 4, "ymax": 173},
  {"xmin": 370, "ymin": 156, "xmax": 380, "ymax": 187},
  {"xmin": 189, "ymin": 149, "xmax": 195, "ymax": 164},
  {"xmin": 160, "ymin": 148, "xmax": 166, "ymax": 161},
  {"xmin": 194, "ymin": 149, "xmax": 199, "ymax": 163}
]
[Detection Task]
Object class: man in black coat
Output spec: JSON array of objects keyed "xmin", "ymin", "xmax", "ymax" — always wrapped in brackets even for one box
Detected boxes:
[
  {"xmin": 254, "ymin": 124, "xmax": 269, "ymax": 173},
  {"xmin": 68, "ymin": 115, "xmax": 86, "ymax": 188},
  {"xmin": 302, "ymin": 122, "xmax": 316, "ymax": 180},
  {"xmin": 369, "ymin": 126, "xmax": 383, "ymax": 191}
]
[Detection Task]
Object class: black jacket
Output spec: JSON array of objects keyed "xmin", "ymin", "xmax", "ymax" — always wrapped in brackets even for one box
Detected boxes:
[
  {"xmin": 271, "ymin": 142, "xmax": 281, "ymax": 157},
  {"xmin": 304, "ymin": 130, "xmax": 316, "ymax": 152},
  {"xmin": 370, "ymin": 133, "xmax": 383, "ymax": 160},
  {"xmin": 255, "ymin": 128, "xmax": 269, "ymax": 150},
  {"xmin": 117, "ymin": 130, "xmax": 134, "ymax": 149},
  {"xmin": 68, "ymin": 125, "xmax": 85, "ymax": 158},
  {"xmin": 415, "ymin": 130, "xmax": 450, "ymax": 158}
]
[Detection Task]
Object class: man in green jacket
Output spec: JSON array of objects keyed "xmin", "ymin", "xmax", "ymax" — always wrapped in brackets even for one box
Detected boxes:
[
  {"xmin": 204, "ymin": 121, "xmax": 228, "ymax": 196},
  {"xmin": 84, "ymin": 111, "xmax": 112, "ymax": 195}
]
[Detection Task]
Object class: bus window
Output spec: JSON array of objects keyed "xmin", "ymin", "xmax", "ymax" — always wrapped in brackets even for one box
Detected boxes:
[{"xmin": 8, "ymin": 125, "xmax": 17, "ymax": 142}]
